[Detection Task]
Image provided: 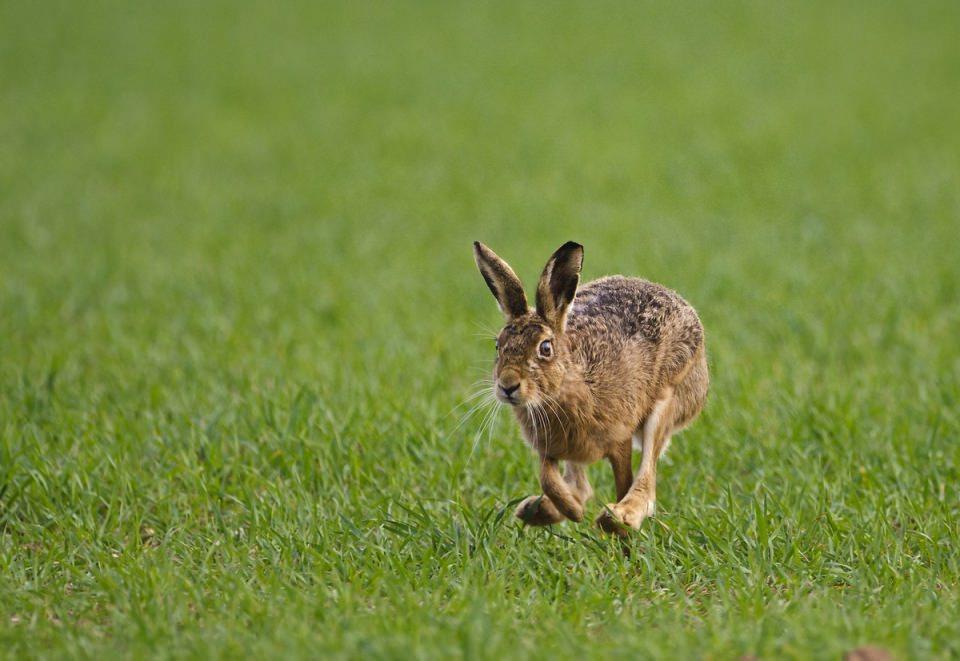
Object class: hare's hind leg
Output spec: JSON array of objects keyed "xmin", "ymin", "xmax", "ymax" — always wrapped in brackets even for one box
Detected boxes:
[
  {"xmin": 671, "ymin": 346, "xmax": 709, "ymax": 433},
  {"xmin": 516, "ymin": 459, "xmax": 592, "ymax": 526},
  {"xmin": 597, "ymin": 389, "xmax": 675, "ymax": 534},
  {"xmin": 597, "ymin": 349, "xmax": 707, "ymax": 535}
]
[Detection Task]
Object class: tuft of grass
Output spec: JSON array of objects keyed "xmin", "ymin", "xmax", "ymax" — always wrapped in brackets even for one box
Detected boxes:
[{"xmin": 2, "ymin": 0, "xmax": 959, "ymax": 658}]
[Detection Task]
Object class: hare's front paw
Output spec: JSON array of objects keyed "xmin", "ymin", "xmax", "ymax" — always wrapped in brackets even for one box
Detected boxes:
[
  {"xmin": 514, "ymin": 495, "xmax": 565, "ymax": 526},
  {"xmin": 595, "ymin": 500, "xmax": 654, "ymax": 536}
]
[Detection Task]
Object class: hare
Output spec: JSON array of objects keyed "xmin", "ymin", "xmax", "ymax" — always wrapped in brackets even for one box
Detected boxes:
[{"xmin": 473, "ymin": 241, "xmax": 708, "ymax": 534}]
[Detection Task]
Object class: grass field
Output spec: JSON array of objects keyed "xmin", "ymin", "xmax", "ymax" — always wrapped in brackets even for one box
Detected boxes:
[{"xmin": 2, "ymin": 1, "xmax": 959, "ymax": 658}]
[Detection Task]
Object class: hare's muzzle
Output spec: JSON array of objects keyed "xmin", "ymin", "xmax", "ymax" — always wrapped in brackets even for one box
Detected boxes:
[{"xmin": 496, "ymin": 379, "xmax": 521, "ymax": 405}]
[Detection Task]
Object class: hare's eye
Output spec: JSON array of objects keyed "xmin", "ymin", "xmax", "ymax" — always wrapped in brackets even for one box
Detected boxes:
[
  {"xmin": 538, "ymin": 339, "xmax": 553, "ymax": 359},
  {"xmin": 495, "ymin": 338, "xmax": 500, "ymax": 352}
]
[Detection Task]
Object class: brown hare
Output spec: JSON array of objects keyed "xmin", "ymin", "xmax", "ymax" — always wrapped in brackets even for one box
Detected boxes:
[{"xmin": 473, "ymin": 241, "xmax": 708, "ymax": 534}]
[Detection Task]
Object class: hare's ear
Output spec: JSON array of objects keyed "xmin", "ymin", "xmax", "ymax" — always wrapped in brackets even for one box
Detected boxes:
[
  {"xmin": 536, "ymin": 241, "xmax": 583, "ymax": 331},
  {"xmin": 473, "ymin": 242, "xmax": 528, "ymax": 320}
]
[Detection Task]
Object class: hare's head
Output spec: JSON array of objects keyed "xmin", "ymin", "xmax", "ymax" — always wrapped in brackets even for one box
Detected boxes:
[{"xmin": 473, "ymin": 241, "xmax": 583, "ymax": 407}]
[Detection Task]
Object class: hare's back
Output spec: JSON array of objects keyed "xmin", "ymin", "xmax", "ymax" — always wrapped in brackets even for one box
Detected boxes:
[{"xmin": 569, "ymin": 276, "xmax": 703, "ymax": 351}]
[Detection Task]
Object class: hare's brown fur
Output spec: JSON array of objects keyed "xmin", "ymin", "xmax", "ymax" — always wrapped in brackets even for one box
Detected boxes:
[{"xmin": 474, "ymin": 241, "xmax": 708, "ymax": 533}]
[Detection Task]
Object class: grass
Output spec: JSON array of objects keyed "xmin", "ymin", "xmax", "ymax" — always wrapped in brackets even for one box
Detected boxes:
[{"xmin": 2, "ymin": 0, "xmax": 959, "ymax": 658}]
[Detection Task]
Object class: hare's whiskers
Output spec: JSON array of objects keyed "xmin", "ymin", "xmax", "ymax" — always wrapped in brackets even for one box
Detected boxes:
[{"xmin": 468, "ymin": 396, "xmax": 500, "ymax": 464}]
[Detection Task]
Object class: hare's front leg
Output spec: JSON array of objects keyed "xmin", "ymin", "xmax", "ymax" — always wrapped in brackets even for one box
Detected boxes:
[
  {"xmin": 515, "ymin": 459, "xmax": 592, "ymax": 525},
  {"xmin": 606, "ymin": 438, "xmax": 634, "ymax": 501}
]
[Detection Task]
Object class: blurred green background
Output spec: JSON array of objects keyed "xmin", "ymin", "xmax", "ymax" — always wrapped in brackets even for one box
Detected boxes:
[{"xmin": 1, "ymin": 1, "xmax": 959, "ymax": 658}]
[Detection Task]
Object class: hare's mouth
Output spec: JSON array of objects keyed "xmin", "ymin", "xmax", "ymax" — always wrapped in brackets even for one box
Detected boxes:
[{"xmin": 495, "ymin": 379, "xmax": 524, "ymax": 405}]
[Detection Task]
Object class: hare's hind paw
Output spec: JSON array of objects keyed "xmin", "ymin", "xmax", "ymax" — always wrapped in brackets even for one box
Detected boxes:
[
  {"xmin": 515, "ymin": 495, "xmax": 565, "ymax": 526},
  {"xmin": 596, "ymin": 505, "xmax": 631, "ymax": 537},
  {"xmin": 596, "ymin": 501, "xmax": 653, "ymax": 536}
]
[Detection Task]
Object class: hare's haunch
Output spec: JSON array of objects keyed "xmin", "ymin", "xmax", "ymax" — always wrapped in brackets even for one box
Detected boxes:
[{"xmin": 474, "ymin": 241, "xmax": 708, "ymax": 534}]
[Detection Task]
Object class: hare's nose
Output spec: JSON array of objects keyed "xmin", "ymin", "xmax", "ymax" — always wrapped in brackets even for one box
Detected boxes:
[{"xmin": 499, "ymin": 382, "xmax": 520, "ymax": 397}]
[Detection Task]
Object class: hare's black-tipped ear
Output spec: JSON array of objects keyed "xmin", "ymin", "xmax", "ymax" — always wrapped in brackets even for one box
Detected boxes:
[
  {"xmin": 473, "ymin": 242, "xmax": 528, "ymax": 320},
  {"xmin": 536, "ymin": 241, "xmax": 583, "ymax": 331}
]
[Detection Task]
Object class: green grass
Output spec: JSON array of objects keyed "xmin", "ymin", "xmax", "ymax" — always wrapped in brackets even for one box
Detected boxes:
[{"xmin": 2, "ymin": 0, "xmax": 959, "ymax": 658}]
